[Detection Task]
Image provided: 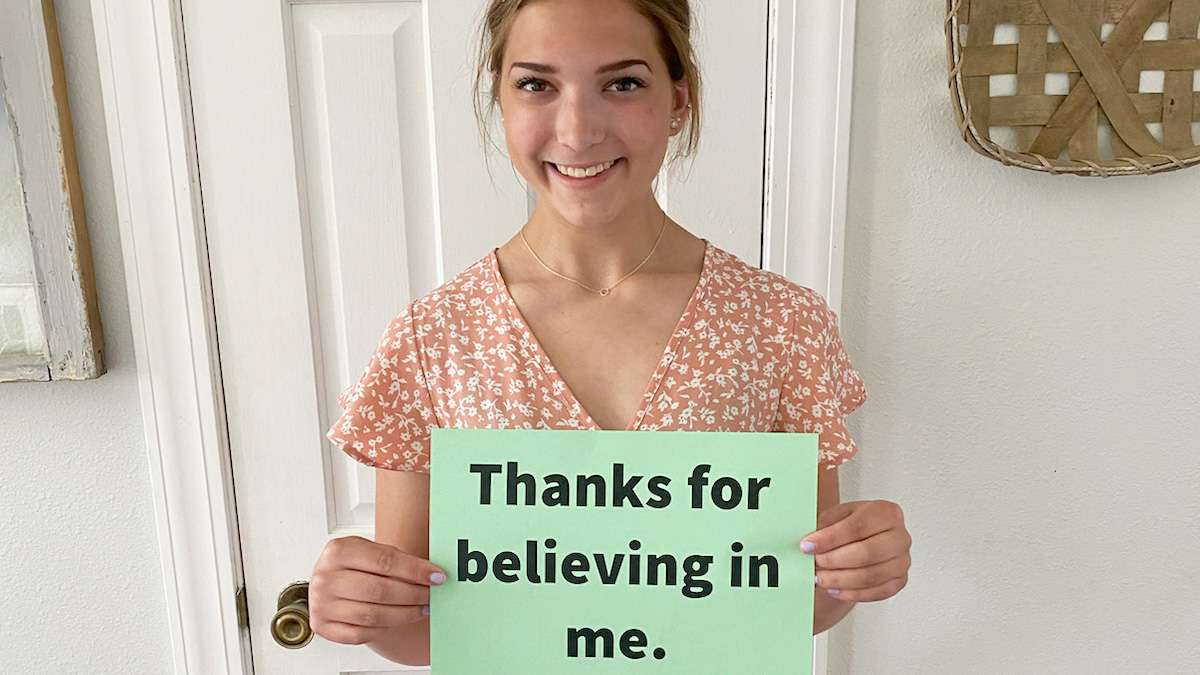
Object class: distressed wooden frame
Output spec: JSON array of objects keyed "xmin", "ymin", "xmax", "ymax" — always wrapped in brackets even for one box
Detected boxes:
[{"xmin": 0, "ymin": 0, "xmax": 105, "ymax": 381}]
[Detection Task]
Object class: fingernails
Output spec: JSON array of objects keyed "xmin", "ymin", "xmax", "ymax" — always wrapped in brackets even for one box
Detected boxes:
[
  {"xmin": 827, "ymin": 589, "xmax": 841, "ymax": 596},
  {"xmin": 430, "ymin": 571, "xmax": 446, "ymax": 585},
  {"xmin": 814, "ymin": 574, "xmax": 821, "ymax": 586},
  {"xmin": 800, "ymin": 540, "xmax": 816, "ymax": 554},
  {"xmin": 421, "ymin": 605, "xmax": 431, "ymax": 616}
]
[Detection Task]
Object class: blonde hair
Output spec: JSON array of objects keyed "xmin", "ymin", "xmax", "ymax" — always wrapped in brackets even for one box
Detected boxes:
[{"xmin": 472, "ymin": 0, "xmax": 703, "ymax": 168}]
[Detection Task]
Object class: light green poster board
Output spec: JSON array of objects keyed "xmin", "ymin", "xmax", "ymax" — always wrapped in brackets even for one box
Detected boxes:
[{"xmin": 429, "ymin": 428, "xmax": 819, "ymax": 674}]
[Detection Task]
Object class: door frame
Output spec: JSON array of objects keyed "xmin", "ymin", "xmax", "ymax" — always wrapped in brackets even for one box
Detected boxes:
[{"xmin": 90, "ymin": 0, "xmax": 858, "ymax": 672}]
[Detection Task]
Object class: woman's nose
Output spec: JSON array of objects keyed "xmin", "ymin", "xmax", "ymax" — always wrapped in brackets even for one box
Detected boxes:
[{"xmin": 555, "ymin": 93, "xmax": 605, "ymax": 152}]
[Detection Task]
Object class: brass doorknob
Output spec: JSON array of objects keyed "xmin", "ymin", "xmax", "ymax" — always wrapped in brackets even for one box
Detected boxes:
[{"xmin": 271, "ymin": 581, "xmax": 313, "ymax": 649}]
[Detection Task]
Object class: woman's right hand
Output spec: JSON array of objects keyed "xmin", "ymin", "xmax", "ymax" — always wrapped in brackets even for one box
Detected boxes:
[{"xmin": 309, "ymin": 535, "xmax": 446, "ymax": 645}]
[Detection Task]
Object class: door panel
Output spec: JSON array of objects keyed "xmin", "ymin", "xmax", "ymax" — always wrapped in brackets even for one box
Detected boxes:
[{"xmin": 293, "ymin": 3, "xmax": 444, "ymax": 528}]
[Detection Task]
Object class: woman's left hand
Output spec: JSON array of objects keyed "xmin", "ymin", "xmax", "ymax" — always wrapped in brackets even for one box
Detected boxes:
[{"xmin": 801, "ymin": 500, "xmax": 911, "ymax": 602}]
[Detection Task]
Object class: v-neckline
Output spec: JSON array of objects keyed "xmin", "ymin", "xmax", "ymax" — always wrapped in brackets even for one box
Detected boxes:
[{"xmin": 489, "ymin": 238, "xmax": 713, "ymax": 431}]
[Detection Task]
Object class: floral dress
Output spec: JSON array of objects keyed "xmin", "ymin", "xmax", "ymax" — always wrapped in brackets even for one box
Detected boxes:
[{"xmin": 326, "ymin": 239, "xmax": 867, "ymax": 473}]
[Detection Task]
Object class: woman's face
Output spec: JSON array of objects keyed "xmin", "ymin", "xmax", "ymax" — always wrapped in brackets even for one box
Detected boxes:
[{"xmin": 498, "ymin": 0, "xmax": 688, "ymax": 229}]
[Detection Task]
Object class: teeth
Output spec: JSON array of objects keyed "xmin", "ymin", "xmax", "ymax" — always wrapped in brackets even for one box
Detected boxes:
[{"xmin": 554, "ymin": 159, "xmax": 617, "ymax": 178}]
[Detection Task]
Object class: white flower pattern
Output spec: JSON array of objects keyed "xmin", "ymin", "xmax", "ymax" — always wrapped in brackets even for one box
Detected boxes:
[{"xmin": 326, "ymin": 240, "xmax": 867, "ymax": 473}]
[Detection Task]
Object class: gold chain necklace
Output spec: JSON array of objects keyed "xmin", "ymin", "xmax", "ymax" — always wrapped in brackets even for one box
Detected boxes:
[{"xmin": 519, "ymin": 213, "xmax": 669, "ymax": 296}]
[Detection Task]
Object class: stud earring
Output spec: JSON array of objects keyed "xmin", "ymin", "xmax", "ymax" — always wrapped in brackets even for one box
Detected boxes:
[{"xmin": 670, "ymin": 118, "xmax": 680, "ymax": 129}]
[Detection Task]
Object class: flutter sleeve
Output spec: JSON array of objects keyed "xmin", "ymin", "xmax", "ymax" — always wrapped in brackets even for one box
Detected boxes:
[
  {"xmin": 325, "ymin": 303, "xmax": 437, "ymax": 473},
  {"xmin": 773, "ymin": 289, "xmax": 868, "ymax": 470}
]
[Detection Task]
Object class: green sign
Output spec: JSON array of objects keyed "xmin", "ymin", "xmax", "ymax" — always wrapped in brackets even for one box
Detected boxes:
[{"xmin": 429, "ymin": 428, "xmax": 819, "ymax": 674}]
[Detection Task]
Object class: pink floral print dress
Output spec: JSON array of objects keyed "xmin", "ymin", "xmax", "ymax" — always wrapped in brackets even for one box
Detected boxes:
[{"xmin": 326, "ymin": 239, "xmax": 867, "ymax": 473}]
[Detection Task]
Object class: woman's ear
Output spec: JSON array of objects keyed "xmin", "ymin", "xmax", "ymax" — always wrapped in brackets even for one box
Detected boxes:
[{"xmin": 670, "ymin": 81, "xmax": 690, "ymax": 135}]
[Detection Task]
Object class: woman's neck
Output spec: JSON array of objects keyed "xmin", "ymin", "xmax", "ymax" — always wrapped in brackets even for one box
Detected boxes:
[{"xmin": 518, "ymin": 199, "xmax": 672, "ymax": 285}]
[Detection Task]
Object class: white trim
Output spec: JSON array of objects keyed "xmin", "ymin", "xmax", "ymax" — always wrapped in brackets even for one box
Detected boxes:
[
  {"xmin": 763, "ymin": 0, "xmax": 858, "ymax": 315},
  {"xmin": 761, "ymin": 0, "xmax": 859, "ymax": 672},
  {"xmin": 90, "ymin": 0, "xmax": 857, "ymax": 669},
  {"xmin": 90, "ymin": 1, "xmax": 248, "ymax": 673}
]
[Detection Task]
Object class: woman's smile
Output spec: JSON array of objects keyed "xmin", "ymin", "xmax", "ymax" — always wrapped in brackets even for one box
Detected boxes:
[{"xmin": 545, "ymin": 157, "xmax": 624, "ymax": 188}]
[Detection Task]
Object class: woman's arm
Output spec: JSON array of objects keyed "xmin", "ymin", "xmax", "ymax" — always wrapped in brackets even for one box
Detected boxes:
[
  {"xmin": 366, "ymin": 468, "xmax": 434, "ymax": 665},
  {"xmin": 812, "ymin": 466, "xmax": 857, "ymax": 634}
]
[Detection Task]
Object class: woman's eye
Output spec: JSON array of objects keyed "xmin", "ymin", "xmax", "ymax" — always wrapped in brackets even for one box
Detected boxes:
[
  {"xmin": 608, "ymin": 77, "xmax": 646, "ymax": 93},
  {"xmin": 515, "ymin": 77, "xmax": 548, "ymax": 93}
]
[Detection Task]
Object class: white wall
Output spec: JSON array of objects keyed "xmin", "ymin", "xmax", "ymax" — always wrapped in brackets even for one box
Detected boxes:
[
  {"xmin": 0, "ymin": 2, "xmax": 174, "ymax": 672},
  {"xmin": 829, "ymin": 3, "xmax": 1200, "ymax": 673}
]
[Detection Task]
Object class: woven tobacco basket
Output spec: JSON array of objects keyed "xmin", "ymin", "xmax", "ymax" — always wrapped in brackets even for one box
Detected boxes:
[{"xmin": 946, "ymin": 0, "xmax": 1200, "ymax": 176}]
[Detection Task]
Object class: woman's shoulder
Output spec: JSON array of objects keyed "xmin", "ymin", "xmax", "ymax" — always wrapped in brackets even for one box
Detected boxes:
[
  {"xmin": 704, "ymin": 241, "xmax": 834, "ymax": 320},
  {"xmin": 406, "ymin": 249, "xmax": 501, "ymax": 322}
]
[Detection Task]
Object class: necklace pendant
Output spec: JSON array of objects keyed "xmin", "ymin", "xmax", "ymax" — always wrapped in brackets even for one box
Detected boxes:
[{"xmin": 599, "ymin": 288, "xmax": 610, "ymax": 296}]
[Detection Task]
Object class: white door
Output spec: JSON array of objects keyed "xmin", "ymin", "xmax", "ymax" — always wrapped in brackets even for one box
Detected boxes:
[{"xmin": 183, "ymin": 0, "xmax": 768, "ymax": 671}]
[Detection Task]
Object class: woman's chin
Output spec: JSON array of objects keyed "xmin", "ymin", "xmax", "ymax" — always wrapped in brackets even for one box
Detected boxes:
[{"xmin": 541, "ymin": 194, "xmax": 627, "ymax": 226}]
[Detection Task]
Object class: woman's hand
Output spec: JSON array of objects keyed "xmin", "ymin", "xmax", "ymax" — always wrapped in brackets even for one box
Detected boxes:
[
  {"xmin": 309, "ymin": 535, "xmax": 446, "ymax": 645},
  {"xmin": 801, "ymin": 500, "xmax": 911, "ymax": 602}
]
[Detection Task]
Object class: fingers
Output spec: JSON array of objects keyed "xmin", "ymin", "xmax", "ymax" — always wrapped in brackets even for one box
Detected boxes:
[
  {"xmin": 803, "ymin": 500, "xmax": 903, "ymax": 555},
  {"xmin": 311, "ymin": 620, "xmax": 396, "ymax": 646},
  {"xmin": 811, "ymin": 527, "xmax": 911, "ymax": 570},
  {"xmin": 815, "ymin": 552, "xmax": 910, "ymax": 594},
  {"xmin": 321, "ymin": 536, "xmax": 446, "ymax": 586},
  {"xmin": 310, "ymin": 536, "xmax": 444, "ymax": 646},
  {"xmin": 318, "ymin": 568, "xmax": 431, "ymax": 606},
  {"xmin": 318, "ymin": 596, "xmax": 428, "ymax": 629},
  {"xmin": 816, "ymin": 573, "xmax": 909, "ymax": 603}
]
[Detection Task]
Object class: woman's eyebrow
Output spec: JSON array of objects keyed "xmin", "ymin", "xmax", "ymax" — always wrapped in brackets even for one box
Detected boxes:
[{"xmin": 508, "ymin": 59, "xmax": 652, "ymax": 75}]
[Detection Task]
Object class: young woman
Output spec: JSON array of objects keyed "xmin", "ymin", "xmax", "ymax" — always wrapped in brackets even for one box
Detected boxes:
[{"xmin": 310, "ymin": 0, "xmax": 912, "ymax": 665}]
